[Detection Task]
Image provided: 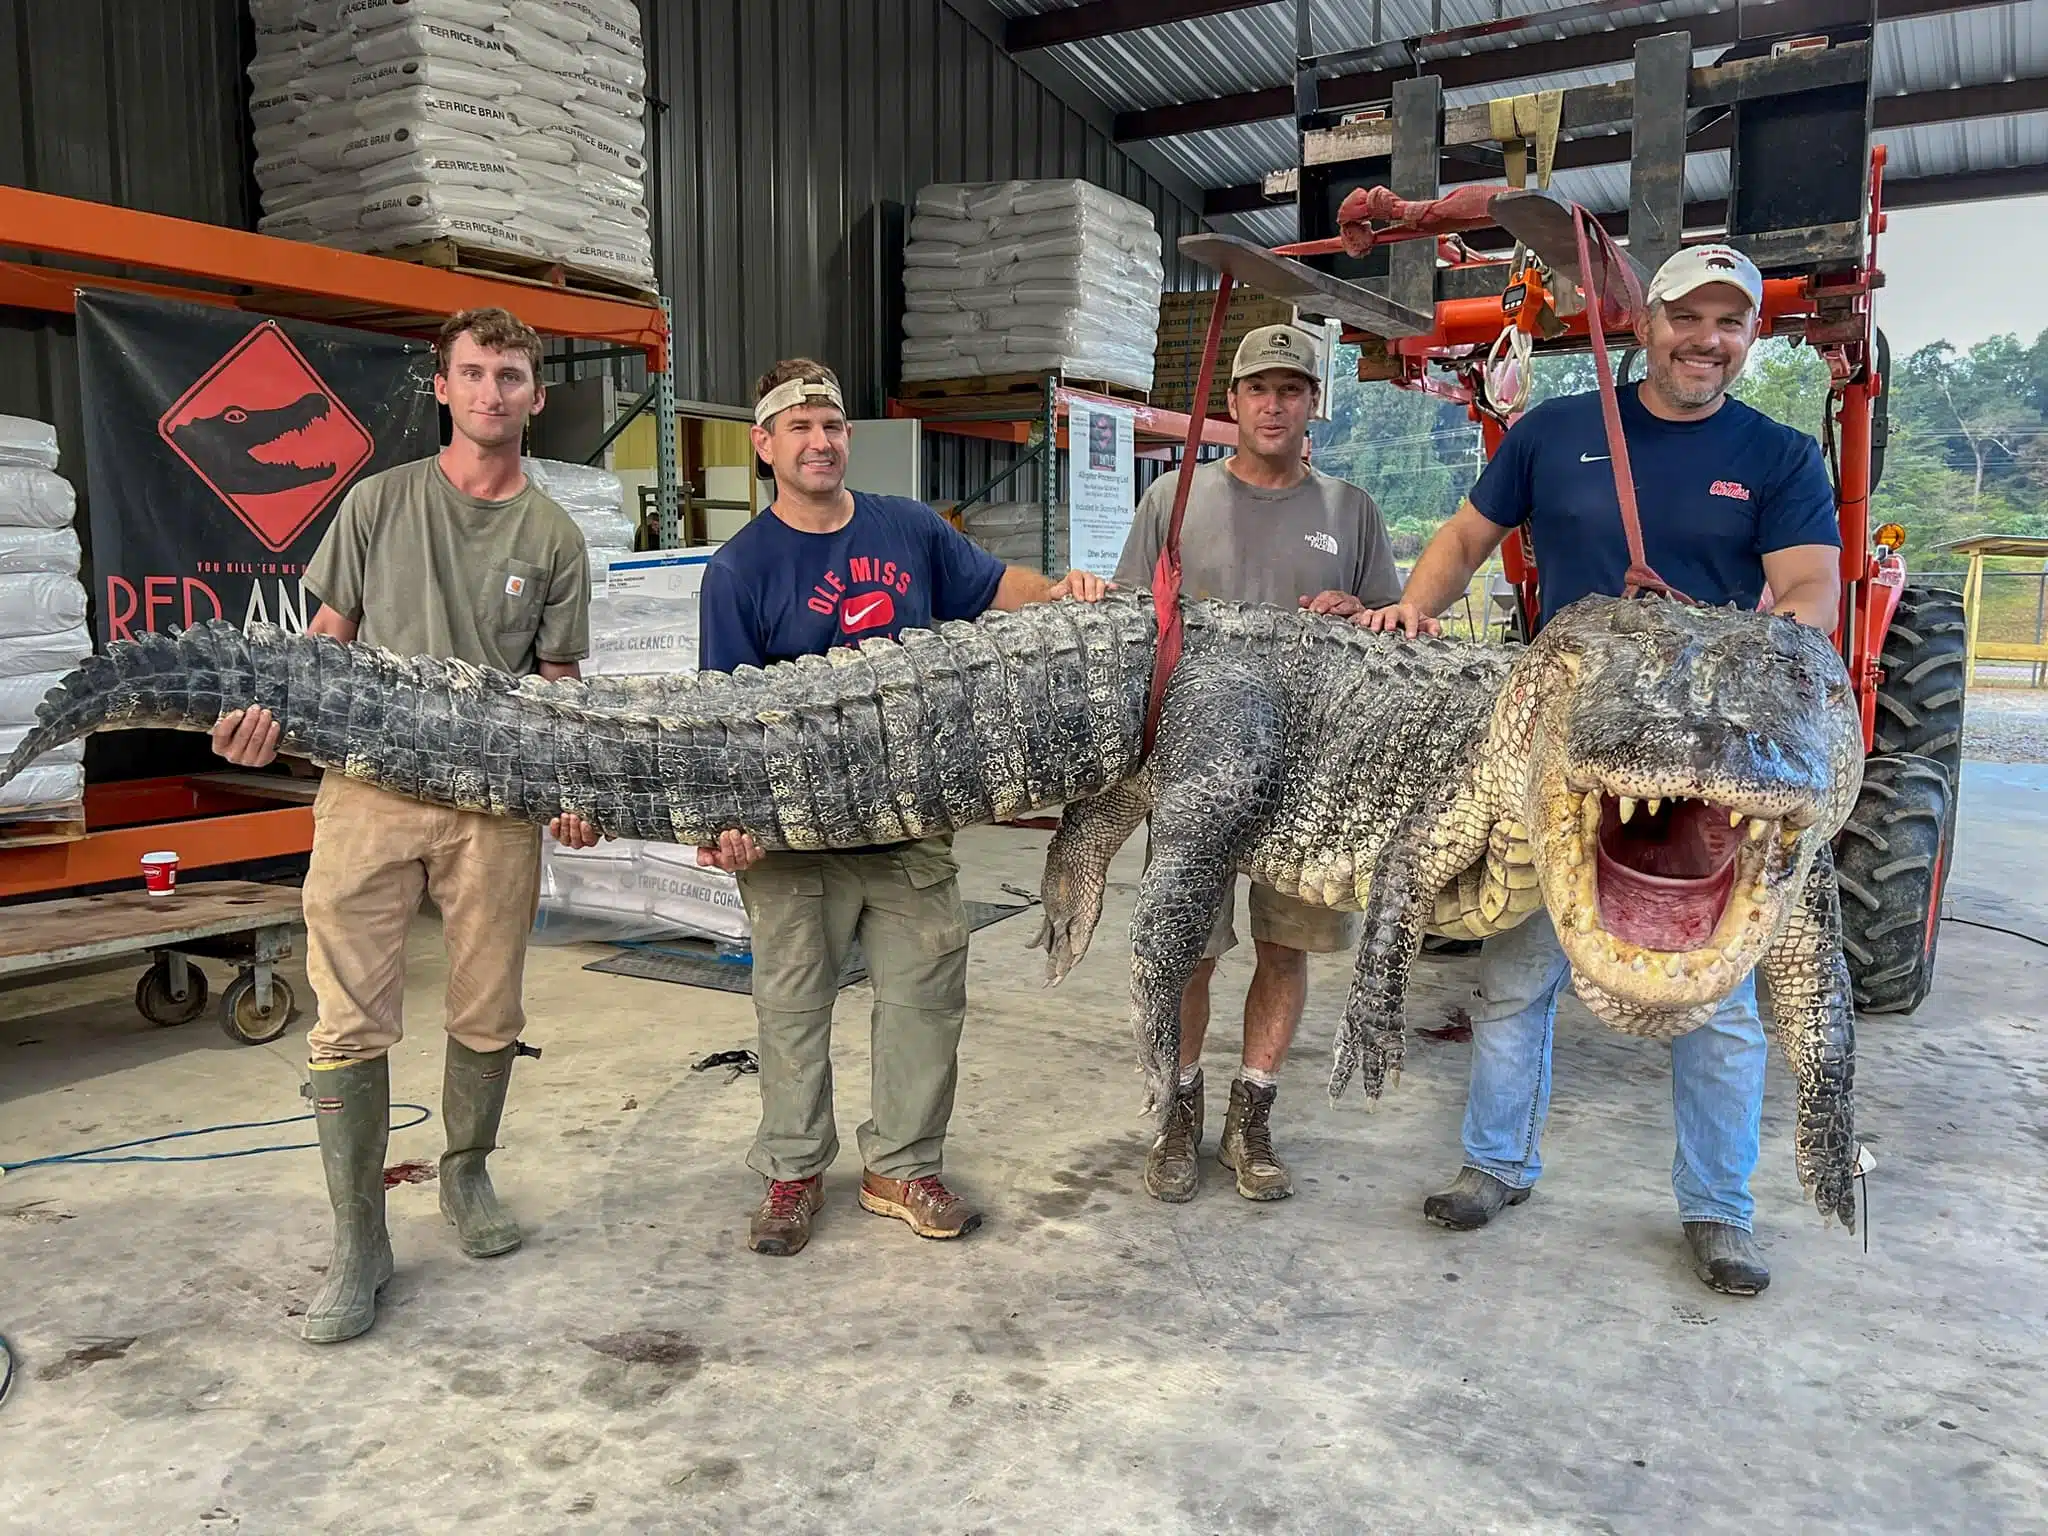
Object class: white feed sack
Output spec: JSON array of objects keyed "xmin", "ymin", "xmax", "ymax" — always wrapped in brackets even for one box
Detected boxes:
[
  {"xmin": 900, "ymin": 180, "xmax": 1165, "ymax": 390},
  {"xmin": 244, "ymin": 0, "xmax": 656, "ymax": 288},
  {"xmin": 523, "ymin": 456, "xmax": 637, "ymax": 566},
  {"xmin": 0, "ymin": 417, "xmax": 88, "ymax": 817}
]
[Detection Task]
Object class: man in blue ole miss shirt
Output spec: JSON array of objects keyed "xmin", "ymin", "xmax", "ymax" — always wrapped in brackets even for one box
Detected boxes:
[
  {"xmin": 1346, "ymin": 244, "xmax": 1842, "ymax": 1297},
  {"xmin": 697, "ymin": 358, "xmax": 1109, "ymax": 1257}
]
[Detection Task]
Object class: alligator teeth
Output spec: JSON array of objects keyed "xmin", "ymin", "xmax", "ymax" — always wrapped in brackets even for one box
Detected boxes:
[
  {"xmin": 1619, "ymin": 797, "xmax": 1636, "ymax": 823},
  {"xmin": 1728, "ymin": 808, "xmax": 1744, "ymax": 827},
  {"xmin": 1746, "ymin": 817, "xmax": 1769, "ymax": 841},
  {"xmin": 1664, "ymin": 955, "xmax": 1686, "ymax": 978},
  {"xmin": 1630, "ymin": 953, "xmax": 1648, "ymax": 973},
  {"xmin": 1574, "ymin": 908, "xmax": 1596, "ymax": 933},
  {"xmin": 1647, "ymin": 798, "xmax": 1661, "ymax": 817},
  {"xmin": 1779, "ymin": 827, "xmax": 1801, "ymax": 849}
]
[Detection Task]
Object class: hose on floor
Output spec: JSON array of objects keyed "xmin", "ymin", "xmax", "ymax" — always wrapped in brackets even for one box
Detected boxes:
[{"xmin": 0, "ymin": 1106, "xmax": 431, "ymax": 1176}]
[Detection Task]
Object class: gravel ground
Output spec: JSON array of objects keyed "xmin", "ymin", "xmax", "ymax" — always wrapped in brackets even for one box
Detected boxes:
[{"xmin": 1963, "ymin": 686, "xmax": 2048, "ymax": 763}]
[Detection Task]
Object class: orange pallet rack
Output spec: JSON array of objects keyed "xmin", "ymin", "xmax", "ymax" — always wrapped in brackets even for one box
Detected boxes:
[{"xmin": 0, "ymin": 188, "xmax": 671, "ymax": 899}]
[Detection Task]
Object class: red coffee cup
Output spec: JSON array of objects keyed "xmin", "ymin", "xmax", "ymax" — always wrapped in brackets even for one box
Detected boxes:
[{"xmin": 141, "ymin": 850, "xmax": 179, "ymax": 896}]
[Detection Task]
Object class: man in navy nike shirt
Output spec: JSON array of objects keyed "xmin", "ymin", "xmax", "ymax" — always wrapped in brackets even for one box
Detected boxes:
[
  {"xmin": 1350, "ymin": 244, "xmax": 1841, "ymax": 1297},
  {"xmin": 698, "ymin": 357, "xmax": 1108, "ymax": 1259}
]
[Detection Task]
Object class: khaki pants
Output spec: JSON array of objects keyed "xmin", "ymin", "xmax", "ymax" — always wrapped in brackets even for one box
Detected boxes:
[
  {"xmin": 1204, "ymin": 874, "xmax": 1361, "ymax": 960},
  {"xmin": 302, "ymin": 774, "xmax": 543, "ymax": 1063},
  {"xmin": 737, "ymin": 838, "xmax": 971, "ymax": 1183}
]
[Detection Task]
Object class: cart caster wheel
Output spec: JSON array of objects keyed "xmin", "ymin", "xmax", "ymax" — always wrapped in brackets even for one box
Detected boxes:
[
  {"xmin": 220, "ymin": 972, "xmax": 296, "ymax": 1045},
  {"xmin": 136, "ymin": 958, "xmax": 208, "ymax": 1027}
]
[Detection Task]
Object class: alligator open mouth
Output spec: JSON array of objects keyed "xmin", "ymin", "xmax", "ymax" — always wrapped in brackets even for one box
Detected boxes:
[
  {"xmin": 1595, "ymin": 794, "xmax": 1753, "ymax": 951},
  {"xmin": 1551, "ymin": 785, "xmax": 1806, "ymax": 994}
]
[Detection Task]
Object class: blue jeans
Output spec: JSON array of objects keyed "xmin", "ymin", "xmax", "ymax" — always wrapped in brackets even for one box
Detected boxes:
[{"xmin": 1459, "ymin": 912, "xmax": 1767, "ymax": 1230}]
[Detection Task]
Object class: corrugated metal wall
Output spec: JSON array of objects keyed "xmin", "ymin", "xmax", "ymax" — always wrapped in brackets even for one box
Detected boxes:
[
  {"xmin": 0, "ymin": 0, "xmax": 1204, "ymax": 510},
  {"xmin": 642, "ymin": 0, "xmax": 1209, "ymax": 503},
  {"xmin": 0, "ymin": 0, "xmax": 252, "ymax": 472}
]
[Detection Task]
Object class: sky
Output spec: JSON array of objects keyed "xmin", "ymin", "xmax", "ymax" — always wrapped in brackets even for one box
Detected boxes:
[{"xmin": 1871, "ymin": 193, "xmax": 2048, "ymax": 359}]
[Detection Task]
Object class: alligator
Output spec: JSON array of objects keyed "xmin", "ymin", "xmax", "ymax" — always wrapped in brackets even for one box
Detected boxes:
[
  {"xmin": 0, "ymin": 591, "xmax": 1864, "ymax": 1225},
  {"xmin": 166, "ymin": 391, "xmax": 337, "ymax": 495}
]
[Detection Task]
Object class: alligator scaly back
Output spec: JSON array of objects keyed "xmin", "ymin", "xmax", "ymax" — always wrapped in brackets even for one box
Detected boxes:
[{"xmin": 0, "ymin": 597, "xmax": 1161, "ymax": 849}]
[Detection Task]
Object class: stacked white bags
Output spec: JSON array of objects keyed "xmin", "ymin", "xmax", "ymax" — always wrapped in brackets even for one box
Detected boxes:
[
  {"xmin": 955, "ymin": 500, "xmax": 1069, "ymax": 570},
  {"xmin": 523, "ymin": 456, "xmax": 637, "ymax": 580},
  {"xmin": 901, "ymin": 179, "xmax": 1164, "ymax": 391},
  {"xmin": 247, "ymin": 0, "xmax": 655, "ymax": 290},
  {"xmin": 532, "ymin": 557, "xmax": 749, "ymax": 947},
  {"xmin": 0, "ymin": 417, "xmax": 91, "ymax": 818}
]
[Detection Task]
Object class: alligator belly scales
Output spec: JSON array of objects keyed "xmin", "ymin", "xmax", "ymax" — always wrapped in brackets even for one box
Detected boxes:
[{"xmin": 0, "ymin": 591, "xmax": 1866, "ymax": 1228}]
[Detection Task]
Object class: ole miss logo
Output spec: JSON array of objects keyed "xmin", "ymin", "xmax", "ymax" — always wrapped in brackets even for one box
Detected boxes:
[
  {"xmin": 1710, "ymin": 479, "xmax": 1752, "ymax": 501},
  {"xmin": 808, "ymin": 554, "xmax": 915, "ymax": 641}
]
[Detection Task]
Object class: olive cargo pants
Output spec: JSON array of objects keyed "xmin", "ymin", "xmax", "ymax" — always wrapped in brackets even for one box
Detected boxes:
[
  {"xmin": 737, "ymin": 838, "xmax": 971, "ymax": 1183},
  {"xmin": 302, "ymin": 774, "xmax": 544, "ymax": 1063}
]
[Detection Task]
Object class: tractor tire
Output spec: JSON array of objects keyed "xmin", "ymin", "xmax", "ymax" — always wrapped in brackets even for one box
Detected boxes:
[
  {"xmin": 1873, "ymin": 582, "xmax": 1967, "ymax": 788},
  {"xmin": 1834, "ymin": 754, "xmax": 1953, "ymax": 1016}
]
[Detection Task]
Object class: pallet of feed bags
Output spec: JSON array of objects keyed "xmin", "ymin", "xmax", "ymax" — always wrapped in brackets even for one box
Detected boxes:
[
  {"xmin": 0, "ymin": 417, "xmax": 91, "ymax": 835},
  {"xmin": 522, "ymin": 456, "xmax": 638, "ymax": 580},
  {"xmin": 247, "ymin": 0, "xmax": 655, "ymax": 293},
  {"xmin": 531, "ymin": 544, "xmax": 749, "ymax": 946},
  {"xmin": 900, "ymin": 179, "xmax": 1165, "ymax": 393}
]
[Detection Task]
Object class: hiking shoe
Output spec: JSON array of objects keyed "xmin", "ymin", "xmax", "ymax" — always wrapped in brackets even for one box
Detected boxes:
[
  {"xmin": 1143, "ymin": 1068, "xmax": 1203, "ymax": 1203},
  {"xmin": 1423, "ymin": 1167, "xmax": 1532, "ymax": 1230},
  {"xmin": 748, "ymin": 1176, "xmax": 824, "ymax": 1256},
  {"xmin": 1217, "ymin": 1077, "xmax": 1292, "ymax": 1201},
  {"xmin": 858, "ymin": 1171, "xmax": 983, "ymax": 1239},
  {"xmin": 1684, "ymin": 1221, "xmax": 1770, "ymax": 1296}
]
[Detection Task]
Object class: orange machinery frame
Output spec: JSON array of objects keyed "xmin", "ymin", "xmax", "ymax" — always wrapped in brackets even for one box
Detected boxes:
[{"xmin": 0, "ymin": 186, "xmax": 670, "ymax": 898}]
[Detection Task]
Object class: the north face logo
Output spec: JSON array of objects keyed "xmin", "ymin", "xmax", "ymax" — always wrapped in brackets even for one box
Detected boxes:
[
  {"xmin": 1710, "ymin": 479, "xmax": 1752, "ymax": 501},
  {"xmin": 158, "ymin": 321, "xmax": 374, "ymax": 552}
]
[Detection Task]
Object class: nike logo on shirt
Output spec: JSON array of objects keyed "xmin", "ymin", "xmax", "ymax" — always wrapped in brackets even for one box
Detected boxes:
[
  {"xmin": 840, "ymin": 592, "xmax": 896, "ymax": 632},
  {"xmin": 1580, "ymin": 452, "xmax": 1610, "ymax": 462}
]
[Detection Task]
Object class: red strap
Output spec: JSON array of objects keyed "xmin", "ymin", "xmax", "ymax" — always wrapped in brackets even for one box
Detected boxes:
[
  {"xmin": 1144, "ymin": 272, "xmax": 1235, "ymax": 753},
  {"xmin": 1569, "ymin": 205, "xmax": 1695, "ymax": 605}
]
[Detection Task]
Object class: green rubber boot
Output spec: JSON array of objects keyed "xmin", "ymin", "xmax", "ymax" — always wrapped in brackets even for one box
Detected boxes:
[
  {"xmin": 438, "ymin": 1039, "xmax": 523, "ymax": 1258},
  {"xmin": 302, "ymin": 1057, "xmax": 395, "ymax": 1345}
]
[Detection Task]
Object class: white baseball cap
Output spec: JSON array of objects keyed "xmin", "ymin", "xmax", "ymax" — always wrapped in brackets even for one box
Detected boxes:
[
  {"xmin": 1645, "ymin": 243, "xmax": 1764, "ymax": 311},
  {"xmin": 1230, "ymin": 322, "xmax": 1322, "ymax": 382}
]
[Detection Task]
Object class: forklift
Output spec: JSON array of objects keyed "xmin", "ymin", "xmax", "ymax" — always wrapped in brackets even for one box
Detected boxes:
[{"xmin": 1163, "ymin": 4, "xmax": 1961, "ymax": 1015}]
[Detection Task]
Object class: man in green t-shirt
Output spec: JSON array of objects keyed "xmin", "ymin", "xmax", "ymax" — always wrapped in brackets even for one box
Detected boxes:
[
  {"xmin": 1114, "ymin": 323, "xmax": 1403, "ymax": 1207},
  {"xmin": 209, "ymin": 307, "xmax": 598, "ymax": 1344}
]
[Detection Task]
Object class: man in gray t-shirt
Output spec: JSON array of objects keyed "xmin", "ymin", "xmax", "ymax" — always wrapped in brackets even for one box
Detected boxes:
[{"xmin": 1113, "ymin": 322, "xmax": 1403, "ymax": 1208}]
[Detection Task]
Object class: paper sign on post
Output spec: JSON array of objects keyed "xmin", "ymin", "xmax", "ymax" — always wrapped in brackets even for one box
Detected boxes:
[{"xmin": 1066, "ymin": 399, "xmax": 1137, "ymax": 579}]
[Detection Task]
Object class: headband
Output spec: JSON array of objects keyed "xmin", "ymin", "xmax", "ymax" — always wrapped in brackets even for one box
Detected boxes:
[{"xmin": 754, "ymin": 377, "xmax": 845, "ymax": 426}]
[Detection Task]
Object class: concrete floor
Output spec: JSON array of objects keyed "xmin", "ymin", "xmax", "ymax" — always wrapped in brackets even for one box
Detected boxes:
[{"xmin": 1, "ymin": 765, "xmax": 2043, "ymax": 1535}]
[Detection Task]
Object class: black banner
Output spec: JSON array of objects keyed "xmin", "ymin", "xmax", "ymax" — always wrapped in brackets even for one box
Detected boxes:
[{"xmin": 75, "ymin": 290, "xmax": 438, "ymax": 646}]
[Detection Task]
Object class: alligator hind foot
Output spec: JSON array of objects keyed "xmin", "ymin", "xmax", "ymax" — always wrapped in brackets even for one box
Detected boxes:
[{"xmin": 1031, "ymin": 782, "xmax": 1150, "ymax": 985}]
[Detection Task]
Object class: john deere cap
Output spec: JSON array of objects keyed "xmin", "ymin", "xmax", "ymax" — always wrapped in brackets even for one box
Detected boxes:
[
  {"xmin": 1230, "ymin": 322, "xmax": 1322, "ymax": 383},
  {"xmin": 1644, "ymin": 244, "xmax": 1764, "ymax": 311}
]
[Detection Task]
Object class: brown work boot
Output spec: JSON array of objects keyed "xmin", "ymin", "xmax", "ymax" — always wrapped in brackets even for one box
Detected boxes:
[
  {"xmin": 858, "ymin": 1171, "xmax": 983, "ymax": 1239},
  {"xmin": 1218, "ymin": 1076, "xmax": 1293, "ymax": 1201},
  {"xmin": 748, "ymin": 1175, "xmax": 824, "ymax": 1256},
  {"xmin": 1143, "ymin": 1068, "xmax": 1204, "ymax": 1202}
]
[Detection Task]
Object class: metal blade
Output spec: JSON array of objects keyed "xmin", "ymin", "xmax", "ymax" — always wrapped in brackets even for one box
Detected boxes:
[{"xmin": 1176, "ymin": 234, "xmax": 1434, "ymax": 339}]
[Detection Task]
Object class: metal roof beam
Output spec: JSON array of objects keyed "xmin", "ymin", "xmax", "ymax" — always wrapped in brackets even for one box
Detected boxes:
[
  {"xmin": 1005, "ymin": 0, "xmax": 1274, "ymax": 52},
  {"xmin": 941, "ymin": 0, "xmax": 1218, "ymax": 218},
  {"xmin": 1117, "ymin": 0, "xmax": 2016, "ymax": 143},
  {"xmin": 1202, "ymin": 75, "xmax": 2048, "ymax": 215}
]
